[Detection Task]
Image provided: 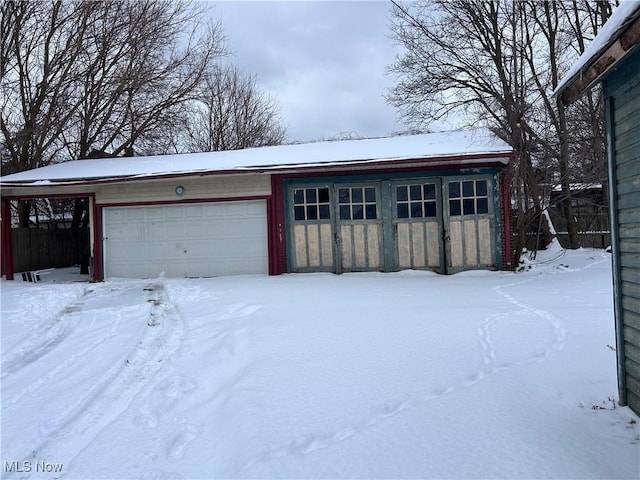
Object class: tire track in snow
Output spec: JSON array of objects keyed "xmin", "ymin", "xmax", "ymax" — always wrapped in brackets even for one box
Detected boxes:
[
  {"xmin": 6, "ymin": 282, "xmax": 185, "ymax": 480},
  {"xmin": 1, "ymin": 286, "xmax": 95, "ymax": 379},
  {"xmin": 128, "ymin": 293, "xmax": 262, "ymax": 466},
  {"xmin": 4, "ymin": 309, "xmax": 128, "ymax": 407},
  {"xmin": 241, "ymin": 253, "xmax": 611, "ymax": 474}
]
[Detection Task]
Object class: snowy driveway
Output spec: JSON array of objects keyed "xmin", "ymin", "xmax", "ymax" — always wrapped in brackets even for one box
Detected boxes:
[{"xmin": 1, "ymin": 248, "xmax": 638, "ymax": 479}]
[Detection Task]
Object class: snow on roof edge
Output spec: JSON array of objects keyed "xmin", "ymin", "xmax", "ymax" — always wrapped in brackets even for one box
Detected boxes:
[
  {"xmin": 1, "ymin": 129, "xmax": 512, "ymax": 185},
  {"xmin": 555, "ymin": 1, "xmax": 640, "ymax": 95},
  {"xmin": 1, "ymin": 155, "xmax": 512, "ymax": 189}
]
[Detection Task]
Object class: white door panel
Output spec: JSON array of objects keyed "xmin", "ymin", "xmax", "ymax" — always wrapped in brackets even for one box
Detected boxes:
[{"xmin": 103, "ymin": 200, "xmax": 268, "ymax": 278}]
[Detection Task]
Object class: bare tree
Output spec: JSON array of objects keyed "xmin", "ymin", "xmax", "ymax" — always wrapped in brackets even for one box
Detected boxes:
[
  {"xmin": 388, "ymin": 0, "xmax": 542, "ymax": 259},
  {"xmin": 1, "ymin": 1, "xmax": 227, "ymax": 226},
  {"xmin": 184, "ymin": 64, "xmax": 285, "ymax": 152},
  {"xmin": 61, "ymin": 2, "xmax": 228, "ymax": 160},
  {"xmin": 1, "ymin": 2, "xmax": 86, "ymax": 173},
  {"xmin": 388, "ymin": 0, "xmax": 613, "ymax": 255},
  {"xmin": 1, "ymin": 1, "xmax": 90, "ymax": 224}
]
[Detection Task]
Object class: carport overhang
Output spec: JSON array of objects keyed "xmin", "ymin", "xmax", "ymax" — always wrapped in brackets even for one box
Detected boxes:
[{"xmin": 1, "ymin": 192, "xmax": 97, "ymax": 281}]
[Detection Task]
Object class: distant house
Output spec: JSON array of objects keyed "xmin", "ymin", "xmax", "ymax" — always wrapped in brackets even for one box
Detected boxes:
[
  {"xmin": 556, "ymin": 3, "xmax": 640, "ymax": 414},
  {"xmin": 549, "ymin": 183, "xmax": 606, "ymax": 212},
  {"xmin": 548, "ymin": 183, "xmax": 609, "ymax": 247},
  {"xmin": 22, "ymin": 199, "xmax": 75, "ymax": 229},
  {"xmin": 1, "ymin": 129, "xmax": 514, "ymax": 281}
]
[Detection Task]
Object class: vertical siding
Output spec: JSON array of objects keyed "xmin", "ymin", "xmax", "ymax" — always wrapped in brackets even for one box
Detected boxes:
[{"xmin": 607, "ymin": 46, "xmax": 640, "ymax": 414}]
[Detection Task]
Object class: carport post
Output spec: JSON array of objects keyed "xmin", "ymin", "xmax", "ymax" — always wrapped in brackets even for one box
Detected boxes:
[{"xmin": 1, "ymin": 199, "xmax": 14, "ymax": 280}]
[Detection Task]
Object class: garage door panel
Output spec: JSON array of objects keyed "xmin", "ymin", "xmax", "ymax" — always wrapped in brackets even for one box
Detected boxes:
[
  {"xmin": 226, "ymin": 219, "xmax": 266, "ymax": 237},
  {"xmin": 244, "ymin": 201, "xmax": 267, "ymax": 216},
  {"xmin": 104, "ymin": 210, "xmax": 121, "ymax": 223},
  {"xmin": 109, "ymin": 242, "xmax": 147, "ymax": 260},
  {"xmin": 165, "ymin": 207, "xmax": 185, "ymax": 219},
  {"xmin": 147, "ymin": 243, "xmax": 168, "ymax": 259},
  {"xmin": 165, "ymin": 222, "xmax": 186, "ymax": 240},
  {"xmin": 224, "ymin": 220, "xmax": 249, "ymax": 237},
  {"xmin": 225, "ymin": 259, "xmax": 253, "ymax": 275},
  {"xmin": 205, "ymin": 220, "xmax": 226, "ymax": 236},
  {"xmin": 226, "ymin": 241, "xmax": 257, "ymax": 256},
  {"xmin": 147, "ymin": 223, "xmax": 165, "ymax": 237},
  {"xmin": 103, "ymin": 200, "xmax": 268, "ymax": 278},
  {"xmin": 146, "ymin": 209, "xmax": 164, "ymax": 220},
  {"xmin": 202, "ymin": 204, "xmax": 225, "ymax": 218},
  {"xmin": 125, "ymin": 208, "xmax": 146, "ymax": 221},
  {"xmin": 184, "ymin": 260, "xmax": 207, "ymax": 277},
  {"xmin": 106, "ymin": 223, "xmax": 144, "ymax": 241},
  {"xmin": 186, "ymin": 240, "xmax": 211, "ymax": 257},
  {"xmin": 184, "ymin": 205, "xmax": 204, "ymax": 217},
  {"xmin": 224, "ymin": 203, "xmax": 249, "ymax": 216},
  {"xmin": 189, "ymin": 223, "xmax": 208, "ymax": 238}
]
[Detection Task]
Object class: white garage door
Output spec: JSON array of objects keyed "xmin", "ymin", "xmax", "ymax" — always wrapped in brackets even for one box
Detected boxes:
[{"xmin": 103, "ymin": 200, "xmax": 268, "ymax": 278}]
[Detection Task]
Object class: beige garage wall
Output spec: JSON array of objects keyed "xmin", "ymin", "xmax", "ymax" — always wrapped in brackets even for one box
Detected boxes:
[
  {"xmin": 95, "ymin": 173, "xmax": 272, "ymax": 204},
  {"xmin": 1, "ymin": 173, "xmax": 272, "ymax": 202}
]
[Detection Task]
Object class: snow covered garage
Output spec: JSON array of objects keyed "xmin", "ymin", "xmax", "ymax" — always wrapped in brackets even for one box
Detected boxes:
[{"xmin": 1, "ymin": 129, "xmax": 514, "ymax": 281}]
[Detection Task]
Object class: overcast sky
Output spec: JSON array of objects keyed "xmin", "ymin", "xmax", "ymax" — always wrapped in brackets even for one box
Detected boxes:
[{"xmin": 209, "ymin": 1, "xmax": 409, "ymax": 143}]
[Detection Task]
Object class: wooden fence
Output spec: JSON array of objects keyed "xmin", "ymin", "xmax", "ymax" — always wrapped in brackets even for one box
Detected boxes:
[
  {"xmin": 10, "ymin": 228, "xmax": 90, "ymax": 273},
  {"xmin": 511, "ymin": 210, "xmax": 611, "ymax": 258}
]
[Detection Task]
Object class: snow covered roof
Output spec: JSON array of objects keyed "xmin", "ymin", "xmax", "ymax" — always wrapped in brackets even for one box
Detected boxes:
[
  {"xmin": 0, "ymin": 129, "xmax": 511, "ymax": 186},
  {"xmin": 556, "ymin": 1, "xmax": 640, "ymax": 101}
]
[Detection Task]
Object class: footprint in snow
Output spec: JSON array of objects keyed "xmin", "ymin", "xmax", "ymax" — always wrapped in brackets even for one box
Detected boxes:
[
  {"xmin": 218, "ymin": 304, "xmax": 261, "ymax": 320},
  {"xmin": 132, "ymin": 404, "xmax": 159, "ymax": 428},
  {"xmin": 166, "ymin": 421, "xmax": 204, "ymax": 459},
  {"xmin": 159, "ymin": 374, "xmax": 198, "ymax": 400},
  {"xmin": 133, "ymin": 375, "xmax": 198, "ymax": 428}
]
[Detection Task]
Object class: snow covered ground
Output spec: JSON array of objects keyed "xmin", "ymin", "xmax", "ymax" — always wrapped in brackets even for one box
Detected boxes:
[{"xmin": 1, "ymin": 247, "xmax": 638, "ymax": 479}]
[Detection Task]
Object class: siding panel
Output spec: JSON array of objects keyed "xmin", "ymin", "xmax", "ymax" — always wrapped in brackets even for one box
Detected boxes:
[
  {"xmin": 622, "ymin": 281, "xmax": 640, "ymax": 301},
  {"xmin": 617, "ymin": 191, "xmax": 640, "ymax": 209},
  {"xmin": 627, "ymin": 390, "xmax": 640, "ymax": 415},
  {"xmin": 619, "ymin": 252, "xmax": 640, "ymax": 268},
  {"xmin": 626, "ymin": 342, "xmax": 640, "ymax": 366},
  {"xmin": 623, "ymin": 324, "xmax": 640, "ymax": 349},
  {"xmin": 625, "ymin": 375, "xmax": 640, "ymax": 409},
  {"xmin": 624, "ymin": 309, "xmax": 640, "ymax": 332},
  {"xmin": 616, "ymin": 176, "xmax": 640, "ymax": 195},
  {"xmin": 620, "ymin": 266, "xmax": 640, "ymax": 287},
  {"xmin": 626, "ymin": 357, "xmax": 640, "ymax": 388},
  {"xmin": 609, "ymin": 48, "xmax": 640, "ymax": 415},
  {"xmin": 96, "ymin": 174, "xmax": 271, "ymax": 204},
  {"xmin": 619, "ymin": 238, "xmax": 640, "ymax": 253}
]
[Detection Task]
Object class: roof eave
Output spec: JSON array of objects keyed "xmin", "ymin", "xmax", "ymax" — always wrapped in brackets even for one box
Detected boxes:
[
  {"xmin": 559, "ymin": 14, "xmax": 640, "ymax": 106},
  {"xmin": 0, "ymin": 152, "xmax": 513, "ymax": 191}
]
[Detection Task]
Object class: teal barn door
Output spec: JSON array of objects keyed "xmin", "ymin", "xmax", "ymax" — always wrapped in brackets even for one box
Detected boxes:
[
  {"xmin": 334, "ymin": 184, "xmax": 384, "ymax": 273},
  {"xmin": 443, "ymin": 176, "xmax": 496, "ymax": 273},
  {"xmin": 391, "ymin": 179, "xmax": 445, "ymax": 273}
]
